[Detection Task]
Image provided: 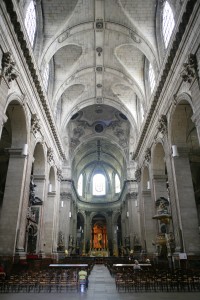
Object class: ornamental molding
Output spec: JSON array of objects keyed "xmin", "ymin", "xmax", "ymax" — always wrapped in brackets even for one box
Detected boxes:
[
  {"xmin": 126, "ymin": 192, "xmax": 138, "ymax": 200},
  {"xmin": 31, "ymin": 114, "xmax": 41, "ymax": 134},
  {"xmin": 0, "ymin": 52, "xmax": 19, "ymax": 86},
  {"xmin": 47, "ymin": 147, "xmax": 54, "ymax": 163},
  {"xmin": 144, "ymin": 148, "xmax": 151, "ymax": 164},
  {"xmin": 180, "ymin": 54, "xmax": 198, "ymax": 84},
  {"xmin": 157, "ymin": 115, "xmax": 168, "ymax": 135},
  {"xmin": 57, "ymin": 168, "xmax": 63, "ymax": 181},
  {"xmin": 135, "ymin": 168, "xmax": 141, "ymax": 182}
]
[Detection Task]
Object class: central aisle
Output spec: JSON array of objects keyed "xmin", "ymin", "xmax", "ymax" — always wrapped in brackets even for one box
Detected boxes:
[{"xmin": 87, "ymin": 264, "xmax": 116, "ymax": 298}]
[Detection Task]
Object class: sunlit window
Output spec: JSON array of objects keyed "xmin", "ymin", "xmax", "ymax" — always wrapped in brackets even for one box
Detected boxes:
[
  {"xmin": 162, "ymin": 1, "xmax": 175, "ymax": 48},
  {"xmin": 24, "ymin": 1, "xmax": 36, "ymax": 47},
  {"xmin": 42, "ymin": 64, "xmax": 49, "ymax": 91},
  {"xmin": 93, "ymin": 174, "xmax": 105, "ymax": 196},
  {"xmin": 115, "ymin": 174, "xmax": 121, "ymax": 193},
  {"xmin": 78, "ymin": 174, "xmax": 83, "ymax": 196},
  {"xmin": 149, "ymin": 63, "xmax": 155, "ymax": 93}
]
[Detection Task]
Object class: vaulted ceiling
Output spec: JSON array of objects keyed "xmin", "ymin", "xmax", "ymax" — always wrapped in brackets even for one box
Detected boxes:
[{"xmin": 38, "ymin": 0, "xmax": 159, "ymax": 179}]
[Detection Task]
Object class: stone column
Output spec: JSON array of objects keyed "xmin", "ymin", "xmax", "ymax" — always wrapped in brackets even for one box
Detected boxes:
[
  {"xmin": 15, "ymin": 153, "xmax": 34, "ymax": 259},
  {"xmin": 172, "ymin": 149, "xmax": 200, "ymax": 254},
  {"xmin": 141, "ymin": 190, "xmax": 155, "ymax": 254},
  {"xmin": 43, "ymin": 191, "xmax": 56, "ymax": 255},
  {"xmin": 84, "ymin": 211, "xmax": 91, "ymax": 254},
  {"xmin": 0, "ymin": 148, "xmax": 27, "ymax": 255},
  {"xmin": 33, "ymin": 175, "xmax": 46, "ymax": 254},
  {"xmin": 106, "ymin": 211, "xmax": 113, "ymax": 256},
  {"xmin": 59, "ymin": 192, "xmax": 71, "ymax": 251}
]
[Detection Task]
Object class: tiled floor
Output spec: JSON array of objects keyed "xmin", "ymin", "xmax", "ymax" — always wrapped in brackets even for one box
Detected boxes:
[{"xmin": 1, "ymin": 264, "xmax": 200, "ymax": 300}]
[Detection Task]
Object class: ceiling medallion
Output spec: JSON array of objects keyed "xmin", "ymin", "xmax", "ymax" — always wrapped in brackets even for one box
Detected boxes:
[
  {"xmin": 96, "ymin": 84, "xmax": 102, "ymax": 88},
  {"xmin": 96, "ymin": 47, "xmax": 103, "ymax": 57},
  {"xmin": 95, "ymin": 123, "xmax": 104, "ymax": 133},
  {"xmin": 96, "ymin": 97, "xmax": 103, "ymax": 104},
  {"xmin": 96, "ymin": 66, "xmax": 103, "ymax": 72},
  {"xmin": 96, "ymin": 20, "xmax": 103, "ymax": 30}
]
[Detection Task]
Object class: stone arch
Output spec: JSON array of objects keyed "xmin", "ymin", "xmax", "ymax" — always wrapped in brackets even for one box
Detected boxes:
[
  {"xmin": 0, "ymin": 100, "xmax": 29, "ymax": 255},
  {"xmin": 169, "ymin": 97, "xmax": 200, "ymax": 234},
  {"xmin": 0, "ymin": 99, "xmax": 28, "ymax": 207},
  {"xmin": 32, "ymin": 142, "xmax": 46, "ymax": 176},
  {"xmin": 49, "ymin": 166, "xmax": 56, "ymax": 192}
]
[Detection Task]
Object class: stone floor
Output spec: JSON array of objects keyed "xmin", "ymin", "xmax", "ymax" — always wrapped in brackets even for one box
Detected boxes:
[{"xmin": 1, "ymin": 264, "xmax": 200, "ymax": 300}]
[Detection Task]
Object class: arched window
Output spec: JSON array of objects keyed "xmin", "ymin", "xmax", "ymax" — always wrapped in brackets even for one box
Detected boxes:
[
  {"xmin": 42, "ymin": 64, "xmax": 49, "ymax": 91},
  {"xmin": 24, "ymin": 1, "xmax": 36, "ymax": 47},
  {"xmin": 115, "ymin": 174, "xmax": 121, "ymax": 193},
  {"xmin": 162, "ymin": 1, "xmax": 175, "ymax": 48},
  {"xmin": 93, "ymin": 174, "xmax": 105, "ymax": 196},
  {"xmin": 149, "ymin": 63, "xmax": 155, "ymax": 93},
  {"xmin": 77, "ymin": 174, "xmax": 83, "ymax": 196}
]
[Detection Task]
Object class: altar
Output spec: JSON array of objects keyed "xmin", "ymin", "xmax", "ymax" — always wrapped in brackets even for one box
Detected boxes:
[{"xmin": 90, "ymin": 249, "xmax": 109, "ymax": 257}]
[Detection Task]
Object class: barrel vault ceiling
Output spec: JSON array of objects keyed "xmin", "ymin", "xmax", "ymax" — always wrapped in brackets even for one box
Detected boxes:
[{"xmin": 38, "ymin": 0, "xmax": 158, "ymax": 178}]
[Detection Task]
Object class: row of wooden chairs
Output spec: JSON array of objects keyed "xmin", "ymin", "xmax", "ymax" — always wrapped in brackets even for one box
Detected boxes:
[
  {"xmin": 115, "ymin": 269, "xmax": 200, "ymax": 292},
  {"xmin": 0, "ymin": 269, "xmax": 80, "ymax": 293}
]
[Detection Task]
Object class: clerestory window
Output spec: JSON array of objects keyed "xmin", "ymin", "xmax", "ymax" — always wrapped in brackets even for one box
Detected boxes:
[
  {"xmin": 77, "ymin": 174, "xmax": 83, "ymax": 197},
  {"xmin": 93, "ymin": 174, "xmax": 106, "ymax": 196},
  {"xmin": 24, "ymin": 1, "xmax": 36, "ymax": 47},
  {"xmin": 162, "ymin": 1, "xmax": 175, "ymax": 48},
  {"xmin": 115, "ymin": 173, "xmax": 121, "ymax": 194},
  {"xmin": 42, "ymin": 64, "xmax": 49, "ymax": 91},
  {"xmin": 149, "ymin": 63, "xmax": 155, "ymax": 93}
]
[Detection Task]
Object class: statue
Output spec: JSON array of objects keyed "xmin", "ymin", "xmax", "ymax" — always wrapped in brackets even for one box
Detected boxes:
[{"xmin": 29, "ymin": 175, "xmax": 43, "ymax": 205}]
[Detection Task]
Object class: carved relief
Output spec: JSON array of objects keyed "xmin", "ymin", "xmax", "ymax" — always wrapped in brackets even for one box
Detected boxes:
[
  {"xmin": 114, "ymin": 127, "xmax": 128, "ymax": 148},
  {"xmin": 60, "ymin": 192, "xmax": 71, "ymax": 200},
  {"xmin": 180, "ymin": 54, "xmax": 198, "ymax": 84},
  {"xmin": 126, "ymin": 192, "xmax": 138, "ymax": 200},
  {"xmin": 57, "ymin": 168, "xmax": 63, "ymax": 181},
  {"xmin": 31, "ymin": 114, "xmax": 41, "ymax": 134},
  {"xmin": 47, "ymin": 147, "xmax": 54, "ymax": 163},
  {"xmin": 157, "ymin": 115, "xmax": 167, "ymax": 135},
  {"xmin": 135, "ymin": 168, "xmax": 141, "ymax": 182},
  {"xmin": 0, "ymin": 52, "xmax": 19, "ymax": 85},
  {"xmin": 144, "ymin": 148, "xmax": 151, "ymax": 163}
]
